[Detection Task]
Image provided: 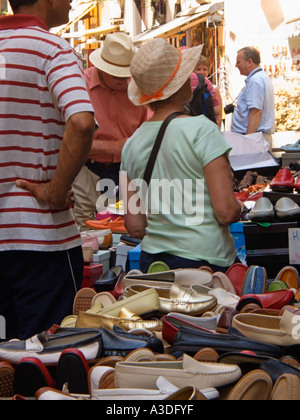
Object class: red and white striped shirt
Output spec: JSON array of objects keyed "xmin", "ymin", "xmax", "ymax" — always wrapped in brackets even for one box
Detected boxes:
[{"xmin": 0, "ymin": 14, "xmax": 94, "ymax": 251}]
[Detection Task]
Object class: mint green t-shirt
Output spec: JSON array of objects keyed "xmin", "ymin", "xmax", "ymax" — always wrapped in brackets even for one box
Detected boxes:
[{"xmin": 121, "ymin": 115, "xmax": 236, "ymax": 267}]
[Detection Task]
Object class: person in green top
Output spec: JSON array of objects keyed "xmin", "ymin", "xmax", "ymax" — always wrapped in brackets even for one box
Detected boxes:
[{"xmin": 121, "ymin": 39, "xmax": 241, "ymax": 273}]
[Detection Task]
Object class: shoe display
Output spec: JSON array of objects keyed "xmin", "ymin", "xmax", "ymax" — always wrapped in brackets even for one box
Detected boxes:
[{"xmin": 5, "ymin": 176, "xmax": 300, "ymax": 401}]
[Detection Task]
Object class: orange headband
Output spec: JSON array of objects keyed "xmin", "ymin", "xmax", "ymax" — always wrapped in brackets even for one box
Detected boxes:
[{"xmin": 139, "ymin": 50, "xmax": 182, "ymax": 104}]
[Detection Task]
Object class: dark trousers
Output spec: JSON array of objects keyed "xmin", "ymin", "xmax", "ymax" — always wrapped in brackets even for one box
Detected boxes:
[
  {"xmin": 0, "ymin": 247, "xmax": 83, "ymax": 340},
  {"xmin": 85, "ymin": 160, "xmax": 120, "ymax": 194},
  {"xmin": 140, "ymin": 251, "xmax": 238, "ymax": 274}
]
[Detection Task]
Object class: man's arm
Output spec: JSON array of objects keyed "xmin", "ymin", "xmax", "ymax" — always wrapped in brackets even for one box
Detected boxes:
[
  {"xmin": 16, "ymin": 112, "xmax": 95, "ymax": 209},
  {"xmin": 89, "ymin": 137, "xmax": 128, "ymax": 158},
  {"xmin": 247, "ymin": 108, "xmax": 263, "ymax": 134}
]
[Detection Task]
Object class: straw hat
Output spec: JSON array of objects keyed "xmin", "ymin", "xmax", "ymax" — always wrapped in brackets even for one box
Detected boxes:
[
  {"xmin": 89, "ymin": 33, "xmax": 136, "ymax": 78},
  {"xmin": 128, "ymin": 39, "xmax": 203, "ymax": 106}
]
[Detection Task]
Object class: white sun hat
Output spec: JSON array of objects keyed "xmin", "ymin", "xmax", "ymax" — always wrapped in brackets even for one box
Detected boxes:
[
  {"xmin": 89, "ymin": 32, "xmax": 136, "ymax": 78},
  {"xmin": 128, "ymin": 38, "xmax": 203, "ymax": 106}
]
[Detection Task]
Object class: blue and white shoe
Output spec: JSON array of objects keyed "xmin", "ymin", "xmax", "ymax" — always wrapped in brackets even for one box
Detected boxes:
[{"xmin": 241, "ymin": 266, "xmax": 267, "ymax": 296}]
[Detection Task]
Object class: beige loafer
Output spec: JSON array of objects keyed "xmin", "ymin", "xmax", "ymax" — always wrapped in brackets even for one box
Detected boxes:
[
  {"xmin": 232, "ymin": 309, "xmax": 300, "ymax": 347},
  {"xmin": 114, "ymin": 353, "xmax": 242, "ymax": 390},
  {"xmin": 212, "ymin": 272, "xmax": 237, "ymax": 294}
]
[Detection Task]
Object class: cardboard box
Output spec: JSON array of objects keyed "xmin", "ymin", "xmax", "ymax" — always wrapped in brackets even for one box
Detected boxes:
[
  {"xmin": 82, "ymin": 264, "xmax": 103, "ymax": 288},
  {"xmin": 93, "ymin": 250, "xmax": 111, "ymax": 274},
  {"xmin": 116, "ymin": 243, "xmax": 135, "ymax": 270}
]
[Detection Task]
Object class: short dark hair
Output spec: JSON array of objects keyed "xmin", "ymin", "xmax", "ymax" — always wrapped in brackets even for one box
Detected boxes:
[
  {"xmin": 9, "ymin": 0, "xmax": 38, "ymax": 12},
  {"xmin": 239, "ymin": 47, "xmax": 261, "ymax": 65}
]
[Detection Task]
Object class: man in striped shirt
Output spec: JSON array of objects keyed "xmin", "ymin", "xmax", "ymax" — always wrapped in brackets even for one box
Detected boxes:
[{"xmin": 0, "ymin": 0, "xmax": 95, "ymax": 340}]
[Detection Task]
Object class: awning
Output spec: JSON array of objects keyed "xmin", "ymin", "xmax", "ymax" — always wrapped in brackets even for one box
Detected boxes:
[
  {"xmin": 133, "ymin": 5, "xmax": 210, "ymax": 44},
  {"xmin": 52, "ymin": 1, "xmax": 98, "ymax": 36},
  {"xmin": 61, "ymin": 24, "xmax": 120, "ymax": 39}
]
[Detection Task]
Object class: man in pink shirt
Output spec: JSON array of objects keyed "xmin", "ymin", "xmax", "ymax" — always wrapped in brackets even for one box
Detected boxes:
[{"xmin": 73, "ymin": 33, "xmax": 147, "ymax": 230}]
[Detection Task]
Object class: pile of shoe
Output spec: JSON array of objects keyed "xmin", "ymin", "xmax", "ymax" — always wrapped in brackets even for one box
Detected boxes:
[
  {"xmin": 86, "ymin": 201, "xmax": 127, "ymax": 234},
  {"xmin": 243, "ymin": 168, "xmax": 300, "ymax": 223},
  {"xmin": 248, "ymin": 196, "xmax": 300, "ymax": 222},
  {"xmin": 269, "ymin": 168, "xmax": 300, "ymax": 194},
  {"xmin": 235, "ymin": 171, "xmax": 270, "ymax": 204},
  {"xmin": 2, "ymin": 263, "xmax": 300, "ymax": 400}
]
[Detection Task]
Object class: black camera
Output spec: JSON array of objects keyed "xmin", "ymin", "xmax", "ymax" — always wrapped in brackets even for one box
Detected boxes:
[{"xmin": 224, "ymin": 104, "xmax": 236, "ymax": 114}]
